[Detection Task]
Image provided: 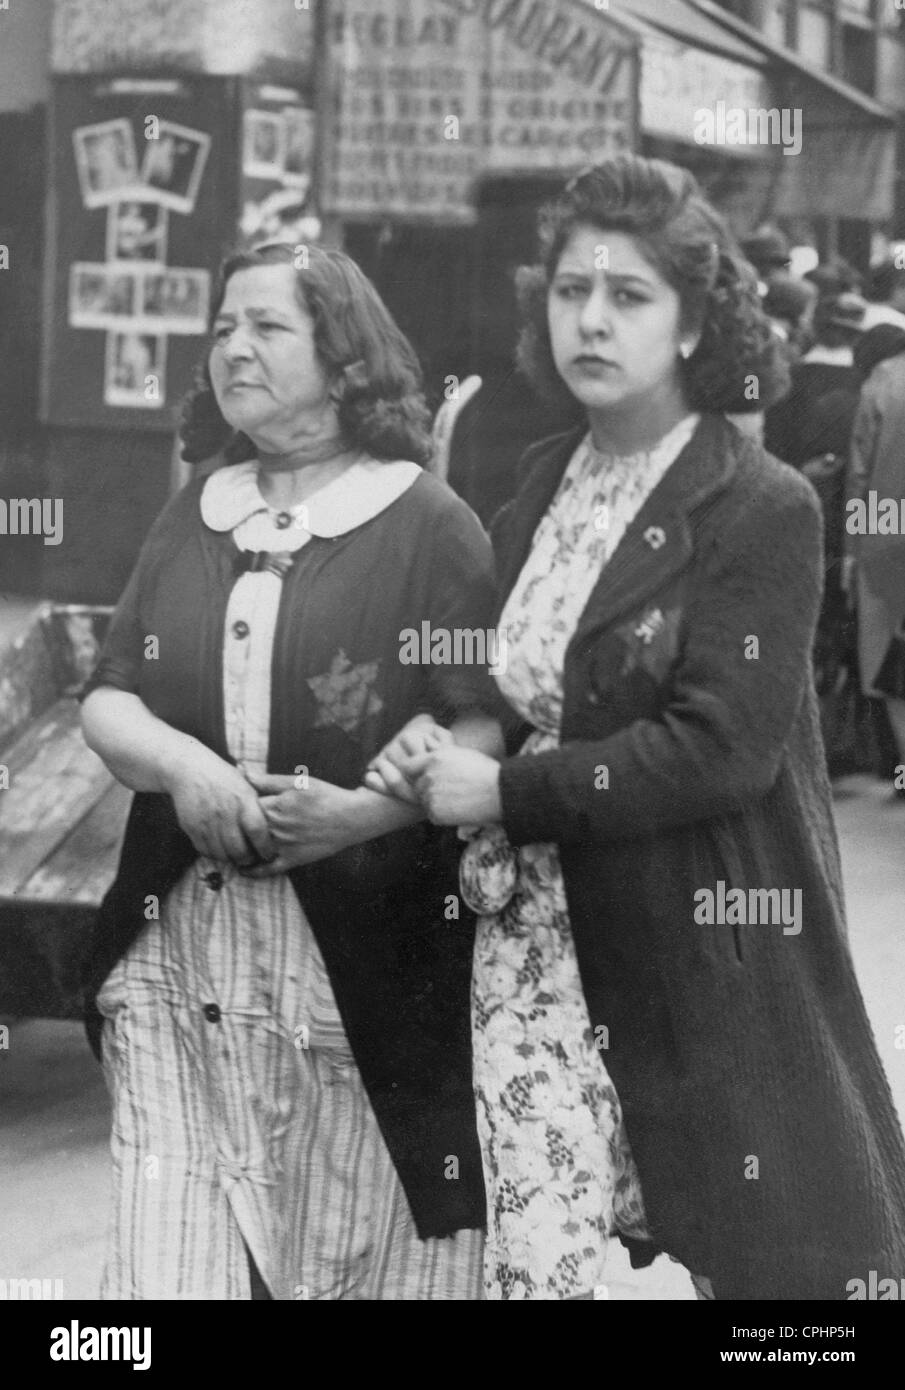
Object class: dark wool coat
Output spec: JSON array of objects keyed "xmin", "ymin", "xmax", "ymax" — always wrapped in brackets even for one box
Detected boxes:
[
  {"xmin": 81, "ymin": 468, "xmax": 497, "ymax": 1240},
  {"xmin": 492, "ymin": 413, "xmax": 905, "ymax": 1300}
]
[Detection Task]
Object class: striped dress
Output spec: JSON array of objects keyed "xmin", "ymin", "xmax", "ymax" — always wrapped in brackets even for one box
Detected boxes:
[{"xmin": 96, "ymin": 460, "xmax": 484, "ymax": 1300}]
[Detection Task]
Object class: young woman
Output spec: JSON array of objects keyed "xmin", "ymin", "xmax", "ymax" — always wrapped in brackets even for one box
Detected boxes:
[
  {"xmin": 370, "ymin": 157, "xmax": 905, "ymax": 1300},
  {"xmin": 81, "ymin": 243, "xmax": 498, "ymax": 1299}
]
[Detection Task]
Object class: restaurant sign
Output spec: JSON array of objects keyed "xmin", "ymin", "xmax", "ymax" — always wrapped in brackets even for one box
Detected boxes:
[{"xmin": 322, "ymin": 0, "xmax": 639, "ymax": 222}]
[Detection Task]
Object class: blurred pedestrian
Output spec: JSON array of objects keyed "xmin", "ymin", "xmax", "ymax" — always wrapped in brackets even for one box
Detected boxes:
[
  {"xmin": 740, "ymin": 226, "xmax": 791, "ymax": 292},
  {"xmin": 765, "ymin": 291, "xmax": 866, "ymax": 466},
  {"xmin": 728, "ymin": 244, "xmax": 801, "ymax": 444},
  {"xmin": 804, "ymin": 254, "xmax": 863, "ymax": 303},
  {"xmin": 765, "ymin": 293, "xmax": 868, "ymax": 769},
  {"xmin": 862, "ymin": 258, "xmax": 905, "ymax": 333},
  {"xmin": 847, "ymin": 323, "xmax": 905, "ymax": 786},
  {"xmin": 762, "ymin": 273, "xmax": 815, "ymax": 363}
]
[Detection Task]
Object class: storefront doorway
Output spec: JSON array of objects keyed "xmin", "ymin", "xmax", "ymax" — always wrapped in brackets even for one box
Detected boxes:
[{"xmin": 344, "ymin": 176, "xmax": 561, "ymax": 406}]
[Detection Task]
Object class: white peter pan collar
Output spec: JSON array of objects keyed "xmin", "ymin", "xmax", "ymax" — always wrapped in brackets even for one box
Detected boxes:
[{"xmin": 200, "ymin": 458, "xmax": 422, "ymax": 537}]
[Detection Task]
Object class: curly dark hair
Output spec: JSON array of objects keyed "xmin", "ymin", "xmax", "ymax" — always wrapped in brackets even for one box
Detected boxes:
[
  {"xmin": 516, "ymin": 155, "xmax": 789, "ymax": 417},
  {"xmin": 179, "ymin": 241, "xmax": 433, "ymax": 465}
]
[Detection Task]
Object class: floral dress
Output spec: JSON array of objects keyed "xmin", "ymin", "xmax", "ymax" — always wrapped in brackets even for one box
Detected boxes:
[{"xmin": 461, "ymin": 415, "xmax": 700, "ymax": 1300}]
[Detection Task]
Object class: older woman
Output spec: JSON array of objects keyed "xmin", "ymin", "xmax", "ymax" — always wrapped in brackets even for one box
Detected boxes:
[
  {"xmin": 371, "ymin": 157, "xmax": 905, "ymax": 1300},
  {"xmin": 80, "ymin": 243, "xmax": 498, "ymax": 1300}
]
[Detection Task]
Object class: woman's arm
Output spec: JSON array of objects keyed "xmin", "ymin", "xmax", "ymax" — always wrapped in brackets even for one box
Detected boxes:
[
  {"xmin": 363, "ymin": 481, "xmax": 508, "ymax": 798},
  {"xmin": 82, "ymin": 687, "xmax": 198, "ymax": 793},
  {"xmin": 82, "ymin": 688, "xmax": 275, "ymax": 864},
  {"xmin": 451, "ymin": 711, "xmax": 506, "ymax": 759},
  {"xmin": 344, "ymin": 784, "xmax": 425, "ymax": 837},
  {"xmin": 244, "ymin": 709, "xmax": 507, "ymax": 875},
  {"xmin": 242, "ymin": 771, "xmax": 426, "ymax": 877}
]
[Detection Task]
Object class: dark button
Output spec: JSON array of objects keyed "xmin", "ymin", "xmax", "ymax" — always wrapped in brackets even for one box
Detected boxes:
[
  {"xmin": 204, "ymin": 871, "xmax": 224, "ymax": 891},
  {"xmin": 274, "ymin": 511, "xmax": 293, "ymax": 530},
  {"xmin": 231, "ymin": 620, "xmax": 250, "ymax": 640},
  {"xmin": 202, "ymin": 1003, "xmax": 221, "ymax": 1023}
]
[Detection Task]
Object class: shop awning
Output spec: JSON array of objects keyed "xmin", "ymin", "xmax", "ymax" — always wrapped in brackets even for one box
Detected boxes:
[
  {"xmin": 685, "ymin": 0, "xmax": 897, "ymax": 219},
  {"xmin": 596, "ymin": 0, "xmax": 767, "ymax": 66},
  {"xmin": 689, "ymin": 0, "xmax": 893, "ymax": 119},
  {"xmin": 573, "ymin": 0, "xmax": 774, "ymax": 154}
]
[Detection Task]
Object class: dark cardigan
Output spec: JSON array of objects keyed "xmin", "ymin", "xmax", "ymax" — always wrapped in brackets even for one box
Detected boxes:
[
  {"xmin": 492, "ymin": 413, "xmax": 905, "ymax": 1299},
  {"xmin": 81, "ymin": 468, "xmax": 498, "ymax": 1240}
]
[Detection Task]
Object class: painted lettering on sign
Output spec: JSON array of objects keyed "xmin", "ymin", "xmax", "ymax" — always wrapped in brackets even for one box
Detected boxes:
[
  {"xmin": 323, "ymin": 0, "xmax": 637, "ymax": 221},
  {"xmin": 441, "ymin": 0, "xmax": 632, "ymax": 97}
]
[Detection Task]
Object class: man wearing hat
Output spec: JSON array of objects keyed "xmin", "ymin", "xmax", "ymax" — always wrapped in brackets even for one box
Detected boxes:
[
  {"xmin": 765, "ymin": 292, "xmax": 867, "ymax": 466},
  {"xmin": 862, "ymin": 259, "xmax": 905, "ymax": 333},
  {"xmin": 741, "ymin": 227, "xmax": 792, "ymax": 294},
  {"xmin": 765, "ymin": 293, "xmax": 869, "ymax": 777}
]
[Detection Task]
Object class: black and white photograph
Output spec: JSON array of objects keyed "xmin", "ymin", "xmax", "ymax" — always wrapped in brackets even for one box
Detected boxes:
[
  {"xmin": 5, "ymin": 0, "xmax": 905, "ymax": 1352},
  {"xmin": 103, "ymin": 330, "xmax": 167, "ymax": 409},
  {"xmin": 68, "ymin": 261, "xmax": 137, "ymax": 328},
  {"xmin": 138, "ymin": 267, "xmax": 210, "ymax": 333},
  {"xmin": 242, "ymin": 108, "xmax": 287, "ymax": 182},
  {"xmin": 106, "ymin": 200, "xmax": 168, "ymax": 264},
  {"xmin": 139, "ymin": 118, "xmax": 210, "ymax": 213},
  {"xmin": 72, "ymin": 118, "xmax": 140, "ymax": 208},
  {"xmin": 282, "ymin": 105, "xmax": 315, "ymax": 188}
]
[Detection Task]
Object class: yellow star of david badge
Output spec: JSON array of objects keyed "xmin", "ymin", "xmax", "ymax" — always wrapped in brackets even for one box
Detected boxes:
[{"xmin": 307, "ymin": 649, "xmax": 384, "ymax": 735}]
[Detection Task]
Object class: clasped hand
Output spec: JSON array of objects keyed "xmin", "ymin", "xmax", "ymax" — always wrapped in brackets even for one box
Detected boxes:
[
  {"xmin": 165, "ymin": 744, "xmax": 357, "ymax": 878},
  {"xmin": 364, "ymin": 717, "xmax": 502, "ymax": 826},
  {"xmin": 166, "ymin": 716, "xmax": 502, "ymax": 878}
]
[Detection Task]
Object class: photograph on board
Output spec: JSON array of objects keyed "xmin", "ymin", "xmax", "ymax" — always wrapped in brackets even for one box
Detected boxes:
[
  {"xmin": 104, "ymin": 330, "xmax": 167, "ymax": 409},
  {"xmin": 243, "ymin": 109, "xmax": 287, "ymax": 181},
  {"xmin": 140, "ymin": 120, "xmax": 211, "ymax": 214},
  {"xmin": 69, "ymin": 262, "xmax": 139, "ymax": 330},
  {"xmin": 139, "ymin": 268, "xmax": 210, "ymax": 334},
  {"xmin": 282, "ymin": 106, "xmax": 315, "ymax": 188},
  {"xmin": 106, "ymin": 201, "xmax": 169, "ymax": 264},
  {"xmin": 73, "ymin": 119, "xmax": 141, "ymax": 209}
]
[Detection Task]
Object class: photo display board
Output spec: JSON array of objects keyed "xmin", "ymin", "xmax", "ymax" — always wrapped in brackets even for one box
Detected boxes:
[{"xmin": 42, "ymin": 74, "xmax": 240, "ymax": 431}]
